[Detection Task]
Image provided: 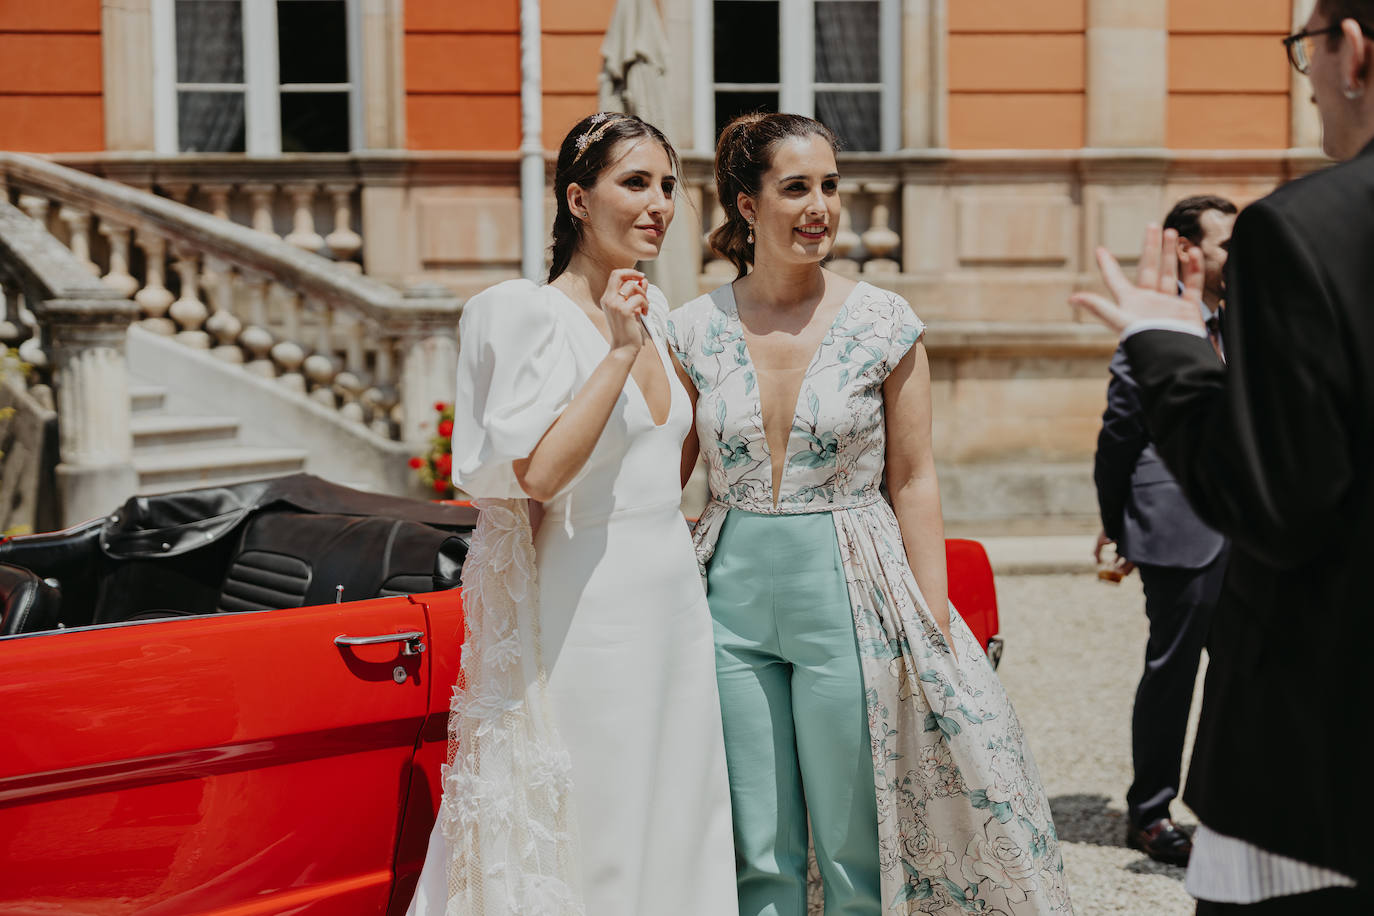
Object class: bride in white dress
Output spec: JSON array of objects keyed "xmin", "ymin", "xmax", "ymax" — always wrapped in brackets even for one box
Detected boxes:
[{"xmin": 405, "ymin": 113, "xmax": 738, "ymax": 916}]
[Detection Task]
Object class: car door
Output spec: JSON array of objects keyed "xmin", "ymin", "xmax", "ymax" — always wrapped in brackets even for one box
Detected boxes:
[{"xmin": 0, "ymin": 594, "xmax": 430, "ymax": 915}]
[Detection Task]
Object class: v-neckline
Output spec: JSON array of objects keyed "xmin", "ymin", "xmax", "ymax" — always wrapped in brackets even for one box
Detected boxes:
[
  {"xmin": 546, "ymin": 284, "xmax": 674, "ymax": 429},
  {"xmin": 724, "ymin": 279, "xmax": 866, "ymax": 507}
]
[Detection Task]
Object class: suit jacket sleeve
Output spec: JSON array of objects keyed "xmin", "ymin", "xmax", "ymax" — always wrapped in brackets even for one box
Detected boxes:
[
  {"xmin": 1123, "ymin": 198, "xmax": 1354, "ymax": 569},
  {"xmin": 1093, "ymin": 349, "xmax": 1148, "ymax": 542}
]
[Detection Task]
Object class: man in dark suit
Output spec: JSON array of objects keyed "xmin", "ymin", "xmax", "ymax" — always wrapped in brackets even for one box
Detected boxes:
[
  {"xmin": 1093, "ymin": 195, "xmax": 1237, "ymax": 868},
  {"xmin": 1072, "ymin": 3, "xmax": 1374, "ymax": 910}
]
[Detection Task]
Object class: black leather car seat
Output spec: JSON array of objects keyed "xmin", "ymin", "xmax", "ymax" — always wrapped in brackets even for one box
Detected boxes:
[
  {"xmin": 218, "ymin": 511, "xmax": 466, "ymax": 612},
  {"xmin": 0, "ymin": 563, "xmax": 62, "ymax": 636}
]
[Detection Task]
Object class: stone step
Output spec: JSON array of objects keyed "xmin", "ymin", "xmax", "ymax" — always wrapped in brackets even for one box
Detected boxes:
[
  {"xmin": 133, "ymin": 446, "xmax": 308, "ymax": 493},
  {"xmin": 129, "ymin": 384, "xmax": 167, "ymax": 415},
  {"xmin": 131, "ymin": 415, "xmax": 241, "ymax": 452}
]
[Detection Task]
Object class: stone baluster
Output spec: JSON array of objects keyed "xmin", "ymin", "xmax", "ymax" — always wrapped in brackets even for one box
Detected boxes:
[
  {"xmin": 324, "ymin": 183, "xmax": 363, "ymax": 270},
  {"xmin": 160, "ymin": 182, "xmax": 192, "ymax": 206},
  {"xmin": 201, "ymin": 183, "xmax": 233, "ymax": 221},
  {"xmin": 284, "ymin": 183, "xmax": 324, "ymax": 253},
  {"xmin": 17, "ymin": 195, "xmax": 49, "ymax": 225},
  {"xmin": 0, "ymin": 283, "xmax": 30, "ymax": 352},
  {"xmin": 829, "ymin": 181, "xmax": 863, "ymax": 275},
  {"xmin": 98, "ymin": 223, "xmax": 139, "ymax": 296},
  {"xmin": 242, "ymin": 183, "xmax": 278, "ymax": 236},
  {"xmin": 270, "ymin": 287, "xmax": 307, "ymax": 393},
  {"xmin": 303, "ymin": 302, "xmax": 340, "ymax": 407},
  {"xmin": 203, "ymin": 258, "xmax": 243, "ymax": 362},
  {"xmin": 169, "ymin": 245, "xmax": 212, "ymax": 348},
  {"xmin": 238, "ymin": 273, "xmax": 276, "ymax": 377},
  {"xmin": 133, "ymin": 231, "xmax": 176, "ymax": 335},
  {"xmin": 859, "ymin": 181, "xmax": 901, "ymax": 274},
  {"xmin": 391, "ymin": 285, "xmax": 461, "ymax": 447},
  {"xmin": 364, "ymin": 332, "xmax": 398, "ymax": 438},
  {"xmin": 334, "ymin": 314, "xmax": 367, "ymax": 424},
  {"xmin": 58, "ymin": 207, "xmax": 100, "ymax": 276}
]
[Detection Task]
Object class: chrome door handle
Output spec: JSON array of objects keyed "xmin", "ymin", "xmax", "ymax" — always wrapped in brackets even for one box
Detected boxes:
[{"xmin": 334, "ymin": 631, "xmax": 426, "ymax": 656}]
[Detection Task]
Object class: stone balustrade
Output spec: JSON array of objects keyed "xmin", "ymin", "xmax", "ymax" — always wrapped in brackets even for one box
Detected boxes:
[
  {"xmin": 54, "ymin": 155, "xmax": 367, "ymax": 269},
  {"xmin": 0, "ymin": 194, "xmax": 140, "ymax": 524},
  {"xmin": 0, "ymin": 152, "xmax": 462, "ymax": 451}
]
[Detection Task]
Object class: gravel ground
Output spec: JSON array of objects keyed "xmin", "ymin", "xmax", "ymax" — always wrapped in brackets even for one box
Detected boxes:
[{"xmin": 994, "ymin": 573, "xmax": 1205, "ymax": 916}]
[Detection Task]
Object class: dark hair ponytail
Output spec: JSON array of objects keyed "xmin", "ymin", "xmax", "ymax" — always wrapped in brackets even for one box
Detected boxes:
[
  {"xmin": 709, "ymin": 112, "xmax": 839, "ymax": 278},
  {"xmin": 548, "ymin": 112, "xmax": 680, "ymax": 283}
]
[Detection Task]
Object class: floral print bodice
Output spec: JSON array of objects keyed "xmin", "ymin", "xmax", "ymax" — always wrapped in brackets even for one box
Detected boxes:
[{"xmin": 667, "ymin": 280, "xmax": 925, "ymax": 514}]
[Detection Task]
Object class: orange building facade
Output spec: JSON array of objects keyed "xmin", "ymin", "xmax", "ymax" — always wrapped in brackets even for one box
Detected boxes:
[{"xmin": 0, "ymin": 0, "xmax": 1330, "ymax": 528}]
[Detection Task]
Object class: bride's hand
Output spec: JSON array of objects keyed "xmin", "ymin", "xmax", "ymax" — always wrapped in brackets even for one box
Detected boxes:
[{"xmin": 600, "ymin": 268, "xmax": 650, "ymax": 354}]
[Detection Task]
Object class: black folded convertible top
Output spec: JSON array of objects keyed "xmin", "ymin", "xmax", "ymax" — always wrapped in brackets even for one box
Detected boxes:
[{"xmin": 101, "ymin": 474, "xmax": 478, "ymax": 559}]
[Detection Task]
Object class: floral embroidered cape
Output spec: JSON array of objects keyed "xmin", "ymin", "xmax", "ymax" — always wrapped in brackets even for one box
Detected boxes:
[{"xmin": 668, "ymin": 280, "xmax": 1073, "ymax": 915}]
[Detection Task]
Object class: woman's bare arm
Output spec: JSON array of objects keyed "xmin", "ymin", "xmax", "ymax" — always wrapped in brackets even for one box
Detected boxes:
[
  {"xmin": 672, "ymin": 355, "xmax": 701, "ymax": 489},
  {"xmin": 883, "ymin": 341, "xmax": 953, "ymax": 656},
  {"xmin": 514, "ymin": 269, "xmax": 649, "ymax": 502}
]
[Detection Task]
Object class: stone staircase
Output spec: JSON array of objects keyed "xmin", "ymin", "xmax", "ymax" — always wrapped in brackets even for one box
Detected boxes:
[{"xmin": 127, "ymin": 381, "xmax": 307, "ymax": 495}]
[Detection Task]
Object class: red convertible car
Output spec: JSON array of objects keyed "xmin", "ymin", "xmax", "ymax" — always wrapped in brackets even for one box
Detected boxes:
[
  {"xmin": 0, "ymin": 475, "xmax": 1003, "ymax": 914},
  {"xmin": 0, "ymin": 475, "xmax": 473, "ymax": 915}
]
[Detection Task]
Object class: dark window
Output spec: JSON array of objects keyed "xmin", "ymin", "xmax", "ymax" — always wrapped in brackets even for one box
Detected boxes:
[
  {"xmin": 277, "ymin": 0, "xmax": 349, "ymax": 84},
  {"xmin": 281, "ymin": 92, "xmax": 350, "ymax": 153},
  {"xmin": 815, "ymin": 1, "xmax": 880, "ymax": 83},
  {"xmin": 815, "ymin": 90, "xmax": 880, "ymax": 152},
  {"xmin": 713, "ymin": 1, "xmax": 779, "ymax": 83}
]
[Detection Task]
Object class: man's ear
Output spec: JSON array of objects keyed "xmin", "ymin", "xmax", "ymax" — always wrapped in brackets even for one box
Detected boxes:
[
  {"xmin": 1341, "ymin": 17, "xmax": 1371, "ymax": 89},
  {"xmin": 1176, "ymin": 235, "xmax": 1193, "ymax": 260}
]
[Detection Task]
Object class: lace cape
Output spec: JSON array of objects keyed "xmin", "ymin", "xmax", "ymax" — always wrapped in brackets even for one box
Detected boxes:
[{"xmin": 436, "ymin": 498, "xmax": 585, "ymax": 915}]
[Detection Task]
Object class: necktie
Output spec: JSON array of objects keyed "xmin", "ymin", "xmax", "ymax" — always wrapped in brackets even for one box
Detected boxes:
[{"xmin": 1205, "ymin": 315, "xmax": 1224, "ymax": 362}]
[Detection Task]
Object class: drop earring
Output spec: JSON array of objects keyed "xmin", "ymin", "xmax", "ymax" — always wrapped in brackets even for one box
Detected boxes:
[{"xmin": 746, "ymin": 219, "xmax": 755, "ymax": 245}]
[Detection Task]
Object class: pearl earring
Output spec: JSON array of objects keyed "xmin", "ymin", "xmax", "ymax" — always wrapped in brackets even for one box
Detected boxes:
[
  {"xmin": 1345, "ymin": 82, "xmax": 1365, "ymax": 100},
  {"xmin": 746, "ymin": 219, "xmax": 755, "ymax": 245}
]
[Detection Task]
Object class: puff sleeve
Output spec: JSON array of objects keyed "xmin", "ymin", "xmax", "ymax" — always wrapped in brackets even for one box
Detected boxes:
[{"xmin": 451, "ymin": 280, "xmax": 579, "ymax": 498}]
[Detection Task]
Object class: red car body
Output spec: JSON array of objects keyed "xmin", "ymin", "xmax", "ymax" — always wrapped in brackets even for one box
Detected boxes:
[{"xmin": 0, "ymin": 481, "xmax": 1003, "ymax": 914}]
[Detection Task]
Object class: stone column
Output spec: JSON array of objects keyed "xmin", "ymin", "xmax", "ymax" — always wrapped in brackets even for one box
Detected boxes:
[
  {"xmin": 1291, "ymin": 0, "xmax": 1322, "ymax": 149},
  {"xmin": 102, "ymin": 0, "xmax": 156, "ymax": 150},
  {"xmin": 390, "ymin": 285, "xmax": 461, "ymax": 447},
  {"xmin": 45, "ymin": 297, "xmax": 141, "ymax": 524},
  {"xmin": 1086, "ymin": 0, "xmax": 1168, "ymax": 148},
  {"xmin": 902, "ymin": 0, "xmax": 947, "ymax": 148}
]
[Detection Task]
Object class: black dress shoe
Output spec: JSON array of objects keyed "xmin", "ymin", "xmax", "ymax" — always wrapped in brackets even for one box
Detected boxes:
[{"xmin": 1126, "ymin": 818, "xmax": 1192, "ymax": 867}]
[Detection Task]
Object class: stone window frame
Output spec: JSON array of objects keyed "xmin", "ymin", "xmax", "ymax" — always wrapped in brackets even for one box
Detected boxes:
[
  {"xmin": 692, "ymin": 0, "xmax": 904, "ymax": 152},
  {"xmin": 149, "ymin": 0, "xmax": 365, "ymax": 155}
]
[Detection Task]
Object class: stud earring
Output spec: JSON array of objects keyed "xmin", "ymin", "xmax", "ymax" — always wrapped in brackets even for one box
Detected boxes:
[{"xmin": 1345, "ymin": 82, "xmax": 1365, "ymax": 100}]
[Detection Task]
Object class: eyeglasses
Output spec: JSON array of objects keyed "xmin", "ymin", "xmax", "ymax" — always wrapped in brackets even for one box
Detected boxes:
[{"xmin": 1284, "ymin": 22, "xmax": 1374, "ymax": 74}]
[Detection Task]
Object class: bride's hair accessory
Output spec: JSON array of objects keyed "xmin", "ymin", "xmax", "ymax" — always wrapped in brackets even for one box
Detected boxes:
[{"xmin": 575, "ymin": 113, "xmax": 626, "ymax": 160}]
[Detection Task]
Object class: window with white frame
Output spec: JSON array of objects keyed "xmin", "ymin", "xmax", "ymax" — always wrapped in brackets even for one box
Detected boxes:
[
  {"xmin": 153, "ymin": 0, "xmax": 362, "ymax": 154},
  {"xmin": 700, "ymin": 0, "xmax": 901, "ymax": 152}
]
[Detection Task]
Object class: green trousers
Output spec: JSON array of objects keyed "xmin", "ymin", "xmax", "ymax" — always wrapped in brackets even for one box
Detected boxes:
[{"xmin": 707, "ymin": 509, "xmax": 881, "ymax": 916}]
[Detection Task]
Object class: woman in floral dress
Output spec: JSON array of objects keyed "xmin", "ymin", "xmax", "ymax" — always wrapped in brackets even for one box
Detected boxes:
[{"xmin": 668, "ymin": 112, "xmax": 1072, "ymax": 915}]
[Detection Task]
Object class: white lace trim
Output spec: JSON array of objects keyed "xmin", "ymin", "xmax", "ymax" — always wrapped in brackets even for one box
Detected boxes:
[{"xmin": 438, "ymin": 498, "xmax": 585, "ymax": 915}]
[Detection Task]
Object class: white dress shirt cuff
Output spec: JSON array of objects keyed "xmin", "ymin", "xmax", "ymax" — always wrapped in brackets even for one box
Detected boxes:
[{"xmin": 1120, "ymin": 319, "xmax": 1208, "ymax": 341}]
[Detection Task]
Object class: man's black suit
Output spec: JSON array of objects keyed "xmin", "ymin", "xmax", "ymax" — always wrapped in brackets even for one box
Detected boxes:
[
  {"xmin": 1094, "ymin": 347, "xmax": 1228, "ymax": 831},
  {"xmin": 1124, "ymin": 140, "xmax": 1374, "ymax": 886}
]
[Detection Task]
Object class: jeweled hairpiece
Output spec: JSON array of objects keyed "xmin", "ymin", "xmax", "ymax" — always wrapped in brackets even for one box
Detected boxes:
[{"xmin": 573, "ymin": 113, "xmax": 628, "ymax": 161}]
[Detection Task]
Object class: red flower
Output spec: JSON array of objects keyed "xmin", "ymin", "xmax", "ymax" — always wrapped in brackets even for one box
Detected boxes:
[
  {"xmin": 408, "ymin": 456, "xmax": 424, "ymax": 469},
  {"xmin": 436, "ymin": 453, "xmax": 453, "ymax": 475},
  {"xmin": 437, "ymin": 419, "xmax": 454, "ymax": 437},
  {"xmin": 432, "ymin": 478, "xmax": 449, "ymax": 493},
  {"xmin": 434, "ymin": 401, "xmax": 447, "ymax": 412}
]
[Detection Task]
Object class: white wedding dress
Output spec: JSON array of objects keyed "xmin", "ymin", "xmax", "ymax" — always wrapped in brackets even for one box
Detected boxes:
[{"xmin": 406, "ymin": 279, "xmax": 738, "ymax": 916}]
